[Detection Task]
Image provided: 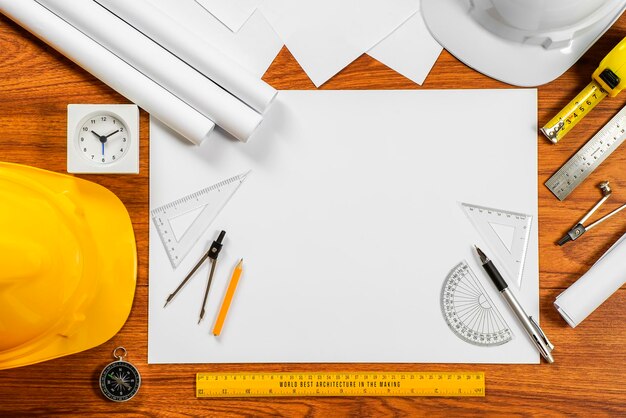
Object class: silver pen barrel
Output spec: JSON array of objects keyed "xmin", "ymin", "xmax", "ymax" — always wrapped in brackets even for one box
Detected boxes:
[{"xmin": 501, "ymin": 288, "xmax": 554, "ymax": 363}]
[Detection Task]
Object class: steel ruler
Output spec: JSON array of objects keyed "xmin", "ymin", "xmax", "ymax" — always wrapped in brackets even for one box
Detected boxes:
[
  {"xmin": 196, "ymin": 372, "xmax": 485, "ymax": 398},
  {"xmin": 545, "ymin": 106, "xmax": 626, "ymax": 200}
]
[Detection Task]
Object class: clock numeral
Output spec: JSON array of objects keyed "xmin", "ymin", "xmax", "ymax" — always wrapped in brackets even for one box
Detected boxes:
[
  {"xmin": 112, "ymin": 156, "xmax": 116, "ymax": 160},
  {"xmin": 113, "ymin": 119, "xmax": 116, "ymax": 124},
  {"xmin": 83, "ymin": 148, "xmax": 87, "ymax": 152},
  {"xmin": 120, "ymin": 127, "xmax": 124, "ymax": 132},
  {"xmin": 123, "ymin": 138, "xmax": 126, "ymax": 142},
  {"xmin": 101, "ymin": 116, "xmax": 107, "ymax": 121},
  {"xmin": 80, "ymin": 137, "xmax": 84, "ymax": 142},
  {"xmin": 102, "ymin": 158, "xmax": 105, "ymax": 163},
  {"xmin": 91, "ymin": 119, "xmax": 96, "ymax": 124},
  {"xmin": 120, "ymin": 148, "xmax": 124, "ymax": 152},
  {"xmin": 82, "ymin": 127, "xmax": 88, "ymax": 131},
  {"xmin": 91, "ymin": 155, "xmax": 94, "ymax": 159}
]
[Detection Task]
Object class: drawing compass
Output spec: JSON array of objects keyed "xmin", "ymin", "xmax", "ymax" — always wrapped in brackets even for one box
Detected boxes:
[
  {"xmin": 558, "ymin": 182, "xmax": 626, "ymax": 245},
  {"xmin": 164, "ymin": 230, "xmax": 226, "ymax": 324}
]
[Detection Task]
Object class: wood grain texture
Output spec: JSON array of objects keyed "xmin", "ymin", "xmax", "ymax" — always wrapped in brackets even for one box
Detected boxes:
[{"xmin": 1, "ymin": 10, "xmax": 625, "ymax": 417}]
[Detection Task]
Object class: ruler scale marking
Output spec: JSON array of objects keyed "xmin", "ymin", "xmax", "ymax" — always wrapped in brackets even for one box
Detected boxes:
[
  {"xmin": 151, "ymin": 171, "xmax": 250, "ymax": 268},
  {"xmin": 546, "ymin": 109, "xmax": 626, "ymax": 200},
  {"xmin": 196, "ymin": 372, "xmax": 485, "ymax": 398}
]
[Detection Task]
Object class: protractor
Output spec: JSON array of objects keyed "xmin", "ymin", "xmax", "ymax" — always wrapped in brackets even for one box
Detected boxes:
[{"xmin": 441, "ymin": 261, "xmax": 513, "ymax": 346}]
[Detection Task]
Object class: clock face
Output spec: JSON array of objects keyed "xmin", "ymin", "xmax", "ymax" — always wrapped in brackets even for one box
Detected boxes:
[
  {"xmin": 99, "ymin": 360, "xmax": 141, "ymax": 402},
  {"xmin": 77, "ymin": 113, "xmax": 130, "ymax": 165}
]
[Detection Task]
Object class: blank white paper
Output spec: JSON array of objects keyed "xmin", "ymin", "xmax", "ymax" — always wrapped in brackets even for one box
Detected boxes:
[
  {"xmin": 147, "ymin": 0, "xmax": 282, "ymax": 78},
  {"xmin": 367, "ymin": 11, "xmax": 442, "ymax": 85},
  {"xmin": 195, "ymin": 0, "xmax": 262, "ymax": 32},
  {"xmin": 149, "ymin": 89, "xmax": 539, "ymax": 364},
  {"xmin": 258, "ymin": 0, "xmax": 419, "ymax": 87}
]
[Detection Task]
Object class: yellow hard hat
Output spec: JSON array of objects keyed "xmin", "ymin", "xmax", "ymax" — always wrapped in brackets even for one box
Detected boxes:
[{"xmin": 0, "ymin": 162, "xmax": 136, "ymax": 370}]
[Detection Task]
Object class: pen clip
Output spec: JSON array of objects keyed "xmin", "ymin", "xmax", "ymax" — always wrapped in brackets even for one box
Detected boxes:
[{"xmin": 529, "ymin": 316, "xmax": 555, "ymax": 351}]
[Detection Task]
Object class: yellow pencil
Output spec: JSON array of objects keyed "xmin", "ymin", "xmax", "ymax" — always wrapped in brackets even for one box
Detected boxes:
[{"xmin": 212, "ymin": 259, "xmax": 243, "ymax": 336}]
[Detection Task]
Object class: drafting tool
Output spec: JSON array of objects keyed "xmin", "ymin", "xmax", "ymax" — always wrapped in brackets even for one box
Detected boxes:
[
  {"xmin": 212, "ymin": 259, "xmax": 244, "ymax": 336},
  {"xmin": 558, "ymin": 181, "xmax": 626, "ymax": 245},
  {"xmin": 164, "ymin": 230, "xmax": 225, "ymax": 324},
  {"xmin": 545, "ymin": 107, "xmax": 626, "ymax": 201},
  {"xmin": 196, "ymin": 372, "xmax": 485, "ymax": 398},
  {"xmin": 475, "ymin": 247, "xmax": 554, "ymax": 363},
  {"xmin": 151, "ymin": 171, "xmax": 249, "ymax": 268},
  {"xmin": 441, "ymin": 261, "xmax": 513, "ymax": 346},
  {"xmin": 461, "ymin": 203, "xmax": 532, "ymax": 289},
  {"xmin": 541, "ymin": 37, "xmax": 626, "ymax": 143}
]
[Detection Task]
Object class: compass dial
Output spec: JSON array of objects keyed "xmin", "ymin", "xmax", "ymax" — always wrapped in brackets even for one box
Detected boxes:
[{"xmin": 99, "ymin": 360, "xmax": 141, "ymax": 402}]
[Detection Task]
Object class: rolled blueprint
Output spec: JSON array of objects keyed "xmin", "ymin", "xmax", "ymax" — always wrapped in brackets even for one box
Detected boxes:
[
  {"xmin": 554, "ymin": 234, "xmax": 626, "ymax": 328},
  {"xmin": 95, "ymin": 0, "xmax": 277, "ymax": 114},
  {"xmin": 36, "ymin": 0, "xmax": 262, "ymax": 143},
  {"xmin": 0, "ymin": 0, "xmax": 213, "ymax": 145}
]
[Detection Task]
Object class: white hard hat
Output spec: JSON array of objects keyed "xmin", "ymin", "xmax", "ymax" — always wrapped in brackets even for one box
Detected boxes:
[{"xmin": 422, "ymin": 0, "xmax": 626, "ymax": 86}]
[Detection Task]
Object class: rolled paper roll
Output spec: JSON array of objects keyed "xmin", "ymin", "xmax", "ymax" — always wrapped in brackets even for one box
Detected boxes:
[
  {"xmin": 554, "ymin": 233, "xmax": 626, "ymax": 328},
  {"xmin": 37, "ymin": 0, "xmax": 263, "ymax": 143},
  {"xmin": 0, "ymin": 0, "xmax": 214, "ymax": 145},
  {"xmin": 95, "ymin": 0, "xmax": 277, "ymax": 115}
]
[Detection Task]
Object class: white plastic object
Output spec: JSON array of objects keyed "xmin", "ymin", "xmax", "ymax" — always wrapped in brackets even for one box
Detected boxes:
[{"xmin": 422, "ymin": 0, "xmax": 626, "ymax": 86}]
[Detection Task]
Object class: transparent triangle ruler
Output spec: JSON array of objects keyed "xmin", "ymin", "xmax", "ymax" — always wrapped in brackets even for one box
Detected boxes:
[
  {"xmin": 441, "ymin": 261, "xmax": 513, "ymax": 346},
  {"xmin": 151, "ymin": 171, "xmax": 250, "ymax": 268},
  {"xmin": 461, "ymin": 203, "xmax": 532, "ymax": 289}
]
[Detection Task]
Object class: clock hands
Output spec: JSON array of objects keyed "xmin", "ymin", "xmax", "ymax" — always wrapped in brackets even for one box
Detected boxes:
[{"xmin": 90, "ymin": 129, "xmax": 120, "ymax": 157}]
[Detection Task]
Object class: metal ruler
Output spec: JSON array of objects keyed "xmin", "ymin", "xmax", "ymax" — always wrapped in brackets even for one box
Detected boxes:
[
  {"xmin": 151, "ymin": 171, "xmax": 249, "ymax": 268},
  {"xmin": 196, "ymin": 372, "xmax": 485, "ymax": 398},
  {"xmin": 545, "ymin": 106, "xmax": 626, "ymax": 200}
]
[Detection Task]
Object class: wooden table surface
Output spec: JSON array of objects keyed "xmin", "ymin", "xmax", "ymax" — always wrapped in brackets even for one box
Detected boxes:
[{"xmin": 1, "ymin": 10, "xmax": 625, "ymax": 417}]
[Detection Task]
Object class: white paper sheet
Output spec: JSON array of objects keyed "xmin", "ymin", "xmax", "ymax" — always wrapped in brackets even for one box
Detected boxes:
[
  {"xmin": 149, "ymin": 89, "xmax": 539, "ymax": 364},
  {"xmin": 195, "ymin": 0, "xmax": 261, "ymax": 32},
  {"xmin": 367, "ymin": 11, "xmax": 442, "ymax": 85},
  {"xmin": 555, "ymin": 233, "xmax": 626, "ymax": 328},
  {"xmin": 258, "ymin": 0, "xmax": 419, "ymax": 87},
  {"xmin": 148, "ymin": 0, "xmax": 281, "ymax": 78},
  {"xmin": 0, "ymin": 0, "xmax": 214, "ymax": 146}
]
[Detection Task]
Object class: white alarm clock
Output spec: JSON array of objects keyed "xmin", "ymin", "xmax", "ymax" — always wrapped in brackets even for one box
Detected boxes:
[{"xmin": 67, "ymin": 104, "xmax": 139, "ymax": 174}]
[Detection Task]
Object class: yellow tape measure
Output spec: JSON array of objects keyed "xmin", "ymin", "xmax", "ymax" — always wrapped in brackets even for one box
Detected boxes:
[
  {"xmin": 196, "ymin": 372, "xmax": 485, "ymax": 398},
  {"xmin": 541, "ymin": 37, "xmax": 626, "ymax": 144}
]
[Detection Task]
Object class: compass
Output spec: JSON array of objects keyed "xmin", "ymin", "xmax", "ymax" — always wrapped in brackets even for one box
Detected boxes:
[{"xmin": 99, "ymin": 347, "xmax": 141, "ymax": 402}]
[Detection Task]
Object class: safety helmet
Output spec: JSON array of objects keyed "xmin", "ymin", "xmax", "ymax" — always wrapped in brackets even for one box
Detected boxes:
[
  {"xmin": 0, "ymin": 163, "xmax": 136, "ymax": 370},
  {"xmin": 422, "ymin": 0, "xmax": 626, "ymax": 86}
]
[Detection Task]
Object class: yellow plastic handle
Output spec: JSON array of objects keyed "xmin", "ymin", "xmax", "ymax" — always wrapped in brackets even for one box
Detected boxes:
[{"xmin": 593, "ymin": 37, "xmax": 626, "ymax": 97}]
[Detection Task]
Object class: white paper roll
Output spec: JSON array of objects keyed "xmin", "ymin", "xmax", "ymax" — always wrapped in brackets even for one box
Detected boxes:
[
  {"xmin": 554, "ymin": 234, "xmax": 626, "ymax": 328},
  {"xmin": 35, "ymin": 0, "xmax": 262, "ymax": 143},
  {"xmin": 0, "ymin": 0, "xmax": 214, "ymax": 145},
  {"xmin": 95, "ymin": 0, "xmax": 277, "ymax": 115}
]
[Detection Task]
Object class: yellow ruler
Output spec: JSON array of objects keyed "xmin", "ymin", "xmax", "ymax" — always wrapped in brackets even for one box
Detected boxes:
[{"xmin": 196, "ymin": 372, "xmax": 485, "ymax": 398}]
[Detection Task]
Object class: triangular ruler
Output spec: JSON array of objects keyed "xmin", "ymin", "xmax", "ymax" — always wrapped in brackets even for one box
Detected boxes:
[
  {"xmin": 151, "ymin": 171, "xmax": 250, "ymax": 268},
  {"xmin": 441, "ymin": 261, "xmax": 513, "ymax": 346},
  {"xmin": 461, "ymin": 203, "xmax": 532, "ymax": 289}
]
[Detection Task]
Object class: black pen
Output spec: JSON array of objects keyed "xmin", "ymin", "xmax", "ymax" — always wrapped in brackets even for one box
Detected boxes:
[{"xmin": 475, "ymin": 246, "xmax": 555, "ymax": 363}]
